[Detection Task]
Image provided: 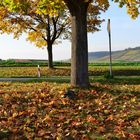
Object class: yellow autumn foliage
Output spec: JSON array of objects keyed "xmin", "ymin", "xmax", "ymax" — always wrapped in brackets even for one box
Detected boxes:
[{"xmin": 27, "ymin": 31, "xmax": 47, "ymax": 47}]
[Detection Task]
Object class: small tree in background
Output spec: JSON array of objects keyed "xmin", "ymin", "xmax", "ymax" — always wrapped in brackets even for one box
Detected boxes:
[
  {"xmin": 0, "ymin": 0, "xmax": 103, "ymax": 69},
  {"xmin": 0, "ymin": 1, "xmax": 70, "ymax": 69}
]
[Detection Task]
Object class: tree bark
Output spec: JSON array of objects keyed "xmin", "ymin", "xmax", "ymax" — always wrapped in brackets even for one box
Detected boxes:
[
  {"xmin": 65, "ymin": 2, "xmax": 90, "ymax": 87},
  {"xmin": 47, "ymin": 44, "xmax": 53, "ymax": 69}
]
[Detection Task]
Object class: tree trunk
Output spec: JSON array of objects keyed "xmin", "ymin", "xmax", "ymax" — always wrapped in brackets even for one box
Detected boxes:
[
  {"xmin": 67, "ymin": 3, "xmax": 90, "ymax": 87},
  {"xmin": 47, "ymin": 44, "xmax": 53, "ymax": 69}
]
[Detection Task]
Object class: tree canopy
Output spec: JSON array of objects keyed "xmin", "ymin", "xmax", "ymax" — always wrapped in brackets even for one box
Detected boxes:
[{"xmin": 0, "ymin": 0, "xmax": 104, "ymax": 43}]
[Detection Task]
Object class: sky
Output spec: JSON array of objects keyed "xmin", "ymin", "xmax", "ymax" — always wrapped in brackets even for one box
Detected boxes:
[{"xmin": 0, "ymin": 2, "xmax": 140, "ymax": 60}]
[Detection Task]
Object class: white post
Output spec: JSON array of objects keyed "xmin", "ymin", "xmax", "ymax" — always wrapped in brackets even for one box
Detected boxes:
[
  {"xmin": 38, "ymin": 65, "xmax": 40, "ymax": 78},
  {"xmin": 107, "ymin": 19, "xmax": 113, "ymax": 76}
]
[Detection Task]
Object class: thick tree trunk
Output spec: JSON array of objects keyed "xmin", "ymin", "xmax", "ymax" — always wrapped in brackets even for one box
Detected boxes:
[
  {"xmin": 47, "ymin": 45, "xmax": 53, "ymax": 69},
  {"xmin": 69, "ymin": 3, "xmax": 90, "ymax": 87}
]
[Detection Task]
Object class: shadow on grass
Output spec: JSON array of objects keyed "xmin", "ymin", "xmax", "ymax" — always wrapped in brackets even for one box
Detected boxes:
[
  {"xmin": 12, "ymin": 76, "xmax": 140, "ymax": 89},
  {"xmin": 90, "ymin": 76, "xmax": 140, "ymax": 85},
  {"xmin": 90, "ymin": 76, "xmax": 140, "ymax": 95},
  {"xmin": 17, "ymin": 77, "xmax": 70, "ymax": 84}
]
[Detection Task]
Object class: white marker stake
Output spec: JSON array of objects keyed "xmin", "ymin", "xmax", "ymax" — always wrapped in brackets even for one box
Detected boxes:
[
  {"xmin": 107, "ymin": 19, "xmax": 113, "ymax": 76},
  {"xmin": 38, "ymin": 65, "xmax": 40, "ymax": 78}
]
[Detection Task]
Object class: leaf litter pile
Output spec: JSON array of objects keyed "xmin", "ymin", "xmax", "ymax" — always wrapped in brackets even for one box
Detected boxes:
[{"xmin": 0, "ymin": 82, "xmax": 140, "ymax": 139}]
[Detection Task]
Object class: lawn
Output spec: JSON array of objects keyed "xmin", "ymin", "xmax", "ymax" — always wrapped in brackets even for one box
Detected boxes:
[
  {"xmin": 0, "ymin": 66, "xmax": 140, "ymax": 78},
  {"xmin": 0, "ymin": 76, "xmax": 140, "ymax": 139}
]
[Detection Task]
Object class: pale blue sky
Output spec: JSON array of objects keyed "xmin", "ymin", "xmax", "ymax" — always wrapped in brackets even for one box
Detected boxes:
[{"xmin": 0, "ymin": 2, "xmax": 140, "ymax": 60}]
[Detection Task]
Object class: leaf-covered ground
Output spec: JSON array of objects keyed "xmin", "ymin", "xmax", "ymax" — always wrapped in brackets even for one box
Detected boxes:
[{"xmin": 0, "ymin": 81, "xmax": 140, "ymax": 140}]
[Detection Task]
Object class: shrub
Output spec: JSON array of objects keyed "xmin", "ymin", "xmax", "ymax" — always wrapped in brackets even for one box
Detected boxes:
[{"xmin": 104, "ymin": 73, "xmax": 114, "ymax": 79}]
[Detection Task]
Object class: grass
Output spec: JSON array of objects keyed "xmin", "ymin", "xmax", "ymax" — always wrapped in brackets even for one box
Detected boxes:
[
  {"xmin": 0, "ymin": 60, "xmax": 140, "ymax": 67},
  {"xmin": 1, "ymin": 75, "xmax": 139, "ymax": 86},
  {"xmin": 0, "ymin": 65, "xmax": 140, "ymax": 78}
]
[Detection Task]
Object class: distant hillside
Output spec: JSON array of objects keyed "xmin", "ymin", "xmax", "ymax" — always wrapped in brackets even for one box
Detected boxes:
[{"xmin": 89, "ymin": 47, "xmax": 140, "ymax": 62}]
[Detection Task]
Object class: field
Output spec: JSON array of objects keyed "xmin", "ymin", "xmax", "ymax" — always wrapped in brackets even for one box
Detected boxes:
[
  {"xmin": 0, "ymin": 65, "xmax": 140, "ymax": 78},
  {"xmin": 0, "ymin": 65, "xmax": 140, "ymax": 139}
]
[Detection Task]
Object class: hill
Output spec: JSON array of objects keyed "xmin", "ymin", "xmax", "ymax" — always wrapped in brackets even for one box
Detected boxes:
[{"xmin": 89, "ymin": 46, "xmax": 140, "ymax": 62}]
